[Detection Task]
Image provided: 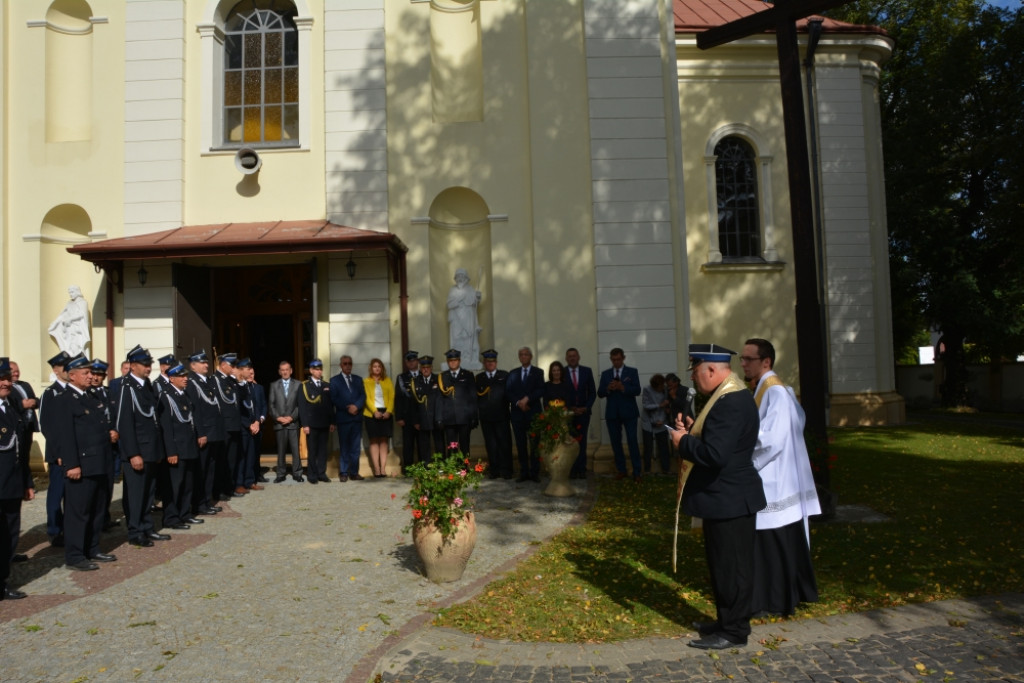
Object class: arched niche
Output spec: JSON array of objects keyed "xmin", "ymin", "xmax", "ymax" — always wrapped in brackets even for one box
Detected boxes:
[
  {"xmin": 428, "ymin": 187, "xmax": 493, "ymax": 360},
  {"xmin": 39, "ymin": 204, "xmax": 94, "ymax": 348},
  {"xmin": 45, "ymin": 0, "xmax": 94, "ymax": 142}
]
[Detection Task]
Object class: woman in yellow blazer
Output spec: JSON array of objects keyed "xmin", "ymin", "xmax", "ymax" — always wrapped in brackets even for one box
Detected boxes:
[{"xmin": 362, "ymin": 359, "xmax": 395, "ymax": 477}]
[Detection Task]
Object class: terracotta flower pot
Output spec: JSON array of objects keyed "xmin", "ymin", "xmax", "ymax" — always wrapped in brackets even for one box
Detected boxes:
[
  {"xmin": 541, "ymin": 442, "xmax": 577, "ymax": 497},
  {"xmin": 412, "ymin": 511, "xmax": 477, "ymax": 583}
]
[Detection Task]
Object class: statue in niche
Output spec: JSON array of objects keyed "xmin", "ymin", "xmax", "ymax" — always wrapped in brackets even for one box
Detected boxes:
[
  {"xmin": 447, "ymin": 268, "xmax": 482, "ymax": 370},
  {"xmin": 48, "ymin": 285, "xmax": 91, "ymax": 356}
]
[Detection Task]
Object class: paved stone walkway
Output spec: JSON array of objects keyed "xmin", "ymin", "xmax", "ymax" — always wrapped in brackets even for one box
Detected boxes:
[{"xmin": 3, "ymin": 472, "xmax": 1022, "ymax": 683}]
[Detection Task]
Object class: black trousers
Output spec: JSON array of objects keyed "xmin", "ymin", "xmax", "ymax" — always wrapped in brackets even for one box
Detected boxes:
[
  {"xmin": 443, "ymin": 424, "xmax": 472, "ymax": 456},
  {"xmin": 305, "ymin": 427, "xmax": 329, "ymax": 480},
  {"xmin": 219, "ymin": 430, "xmax": 242, "ymax": 495},
  {"xmin": 1, "ymin": 497, "xmax": 22, "ymax": 589},
  {"xmin": 511, "ymin": 419, "xmax": 539, "ymax": 478},
  {"xmin": 194, "ymin": 438, "xmax": 221, "ymax": 510},
  {"xmin": 703, "ymin": 514, "xmax": 757, "ymax": 643},
  {"xmin": 275, "ymin": 428, "xmax": 301, "ymax": 476},
  {"xmin": 399, "ymin": 421, "xmax": 419, "ymax": 470},
  {"xmin": 122, "ymin": 461, "xmax": 157, "ymax": 538},
  {"xmin": 163, "ymin": 457, "xmax": 198, "ymax": 526},
  {"xmin": 480, "ymin": 420, "xmax": 514, "ymax": 478},
  {"xmin": 64, "ymin": 474, "xmax": 107, "ymax": 565},
  {"xmin": 414, "ymin": 427, "xmax": 443, "ymax": 466}
]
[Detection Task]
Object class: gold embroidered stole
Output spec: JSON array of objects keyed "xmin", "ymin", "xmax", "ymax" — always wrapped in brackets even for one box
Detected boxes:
[
  {"xmin": 672, "ymin": 371, "xmax": 747, "ymax": 572},
  {"xmin": 753, "ymin": 374, "xmax": 785, "ymax": 408}
]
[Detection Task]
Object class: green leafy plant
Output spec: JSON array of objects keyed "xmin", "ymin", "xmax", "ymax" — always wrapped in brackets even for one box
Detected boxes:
[
  {"xmin": 402, "ymin": 448, "xmax": 485, "ymax": 541},
  {"xmin": 528, "ymin": 400, "xmax": 580, "ymax": 457}
]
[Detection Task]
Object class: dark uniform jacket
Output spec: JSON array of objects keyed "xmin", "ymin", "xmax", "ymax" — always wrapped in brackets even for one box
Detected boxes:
[
  {"xmin": 153, "ymin": 375, "xmax": 171, "ymax": 398},
  {"xmin": 476, "ymin": 369, "xmax": 510, "ymax": 422},
  {"xmin": 186, "ymin": 373, "xmax": 225, "ymax": 443},
  {"xmin": 394, "ymin": 371, "xmax": 417, "ymax": 424},
  {"xmin": 0, "ymin": 398, "xmax": 31, "ymax": 499},
  {"xmin": 213, "ymin": 371, "xmax": 242, "ymax": 433},
  {"xmin": 39, "ymin": 380, "xmax": 68, "ymax": 465},
  {"xmin": 296, "ymin": 379, "xmax": 334, "ymax": 430},
  {"xmin": 436, "ymin": 369, "xmax": 478, "ymax": 427},
  {"xmin": 237, "ymin": 380, "xmax": 256, "ymax": 427},
  {"xmin": 678, "ymin": 390, "xmax": 766, "ymax": 520},
  {"xmin": 55, "ymin": 387, "xmax": 114, "ymax": 477},
  {"xmin": 506, "ymin": 366, "xmax": 545, "ymax": 423},
  {"xmin": 12, "ymin": 380, "xmax": 39, "ymax": 434},
  {"xmin": 409, "ymin": 372, "xmax": 439, "ymax": 429},
  {"xmin": 159, "ymin": 388, "xmax": 199, "ymax": 461},
  {"xmin": 116, "ymin": 376, "xmax": 164, "ymax": 464}
]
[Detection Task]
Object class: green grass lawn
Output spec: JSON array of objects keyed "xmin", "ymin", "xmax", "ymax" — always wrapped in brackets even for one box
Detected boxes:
[{"xmin": 434, "ymin": 415, "xmax": 1024, "ymax": 642}]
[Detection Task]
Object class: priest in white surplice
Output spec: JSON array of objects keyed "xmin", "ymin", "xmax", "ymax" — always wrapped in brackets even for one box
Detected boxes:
[{"xmin": 740, "ymin": 338, "xmax": 821, "ymax": 617}]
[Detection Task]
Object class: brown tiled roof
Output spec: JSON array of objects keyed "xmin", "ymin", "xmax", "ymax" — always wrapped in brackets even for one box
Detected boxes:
[
  {"xmin": 674, "ymin": 0, "xmax": 887, "ymax": 35},
  {"xmin": 68, "ymin": 220, "xmax": 406, "ymax": 262}
]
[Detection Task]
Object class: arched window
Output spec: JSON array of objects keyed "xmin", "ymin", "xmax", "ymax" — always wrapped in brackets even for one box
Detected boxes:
[
  {"xmin": 223, "ymin": 0, "xmax": 298, "ymax": 146},
  {"xmin": 714, "ymin": 136, "xmax": 761, "ymax": 259}
]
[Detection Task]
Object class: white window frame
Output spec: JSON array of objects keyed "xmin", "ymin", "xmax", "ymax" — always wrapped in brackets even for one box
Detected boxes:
[
  {"xmin": 198, "ymin": 0, "xmax": 313, "ymax": 153},
  {"xmin": 703, "ymin": 124, "xmax": 779, "ymax": 264}
]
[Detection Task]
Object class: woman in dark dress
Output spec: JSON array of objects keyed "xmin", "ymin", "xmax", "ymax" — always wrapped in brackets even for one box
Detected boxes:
[{"xmin": 543, "ymin": 361, "xmax": 572, "ymax": 408}]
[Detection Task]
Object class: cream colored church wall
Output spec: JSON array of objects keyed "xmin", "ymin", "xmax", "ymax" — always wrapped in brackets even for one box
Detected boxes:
[
  {"xmin": 181, "ymin": 1, "xmax": 326, "ymax": 226},
  {"xmin": 384, "ymin": 0, "xmax": 598, "ymax": 373},
  {"xmin": 3, "ymin": 1, "xmax": 126, "ymax": 388},
  {"xmin": 677, "ymin": 41, "xmax": 801, "ymax": 384}
]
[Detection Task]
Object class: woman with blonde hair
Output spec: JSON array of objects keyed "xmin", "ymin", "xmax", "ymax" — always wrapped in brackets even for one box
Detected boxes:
[{"xmin": 362, "ymin": 359, "xmax": 395, "ymax": 477}]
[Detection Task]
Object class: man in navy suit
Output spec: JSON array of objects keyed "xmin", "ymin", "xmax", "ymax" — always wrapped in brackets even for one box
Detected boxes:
[
  {"xmin": 597, "ymin": 347, "xmax": 643, "ymax": 480},
  {"xmin": 563, "ymin": 348, "xmax": 596, "ymax": 479},
  {"xmin": 329, "ymin": 355, "xmax": 366, "ymax": 481},
  {"xmin": 505, "ymin": 346, "xmax": 544, "ymax": 482}
]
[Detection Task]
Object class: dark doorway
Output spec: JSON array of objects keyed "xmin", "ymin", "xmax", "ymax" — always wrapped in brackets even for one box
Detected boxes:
[
  {"xmin": 173, "ymin": 264, "xmax": 213, "ymax": 360},
  {"xmin": 211, "ymin": 264, "xmax": 315, "ymax": 452}
]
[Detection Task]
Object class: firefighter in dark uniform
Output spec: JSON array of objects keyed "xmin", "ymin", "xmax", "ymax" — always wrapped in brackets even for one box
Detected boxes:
[
  {"xmin": 150, "ymin": 354, "xmax": 176, "ymax": 519},
  {"xmin": 436, "ymin": 349, "xmax": 478, "ymax": 456},
  {"xmin": 116, "ymin": 345, "xmax": 168, "ymax": 547},
  {"xmin": 185, "ymin": 350, "xmax": 223, "ymax": 515},
  {"xmin": 475, "ymin": 349, "xmax": 514, "ymax": 478},
  {"xmin": 1, "ymin": 358, "xmax": 34, "ymax": 598},
  {"xmin": 212, "ymin": 353, "xmax": 245, "ymax": 498},
  {"xmin": 158, "ymin": 362, "xmax": 203, "ymax": 530},
  {"xmin": 393, "ymin": 350, "xmax": 420, "ymax": 473},
  {"xmin": 296, "ymin": 359, "xmax": 335, "ymax": 483},
  {"xmin": 56, "ymin": 354, "xmax": 117, "ymax": 571},
  {"xmin": 87, "ymin": 359, "xmax": 119, "ymax": 530},
  {"xmin": 234, "ymin": 358, "xmax": 263, "ymax": 492},
  {"xmin": 39, "ymin": 350, "xmax": 70, "ymax": 546},
  {"xmin": 410, "ymin": 356, "xmax": 443, "ymax": 463}
]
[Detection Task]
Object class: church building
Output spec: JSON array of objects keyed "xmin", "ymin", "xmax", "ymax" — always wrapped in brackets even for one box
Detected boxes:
[{"xmin": 0, "ymin": 0, "xmax": 904, "ymax": 466}]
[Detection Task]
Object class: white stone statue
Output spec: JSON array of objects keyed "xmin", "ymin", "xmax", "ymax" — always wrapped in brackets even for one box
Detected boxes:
[
  {"xmin": 447, "ymin": 268, "xmax": 482, "ymax": 370},
  {"xmin": 48, "ymin": 285, "xmax": 91, "ymax": 356}
]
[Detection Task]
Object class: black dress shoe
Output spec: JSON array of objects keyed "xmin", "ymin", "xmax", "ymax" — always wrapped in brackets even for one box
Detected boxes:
[
  {"xmin": 146, "ymin": 532, "xmax": 171, "ymax": 541},
  {"xmin": 170, "ymin": 523, "xmax": 191, "ymax": 530},
  {"xmin": 338, "ymin": 474, "xmax": 349, "ymax": 482},
  {"xmin": 12, "ymin": 553, "xmax": 28, "ymax": 563},
  {"xmin": 274, "ymin": 475, "xmax": 287, "ymax": 483},
  {"xmin": 256, "ymin": 475, "xmax": 269, "ymax": 483},
  {"xmin": 49, "ymin": 534, "xmax": 65, "ymax": 547},
  {"xmin": 319, "ymin": 475, "xmax": 331, "ymax": 482},
  {"xmin": 218, "ymin": 493, "xmax": 231, "ymax": 501},
  {"xmin": 130, "ymin": 537, "xmax": 155, "ymax": 547},
  {"xmin": 688, "ymin": 634, "xmax": 744, "ymax": 650},
  {"xmin": 103, "ymin": 520, "xmax": 121, "ymax": 531},
  {"xmin": 196, "ymin": 507, "xmax": 219, "ymax": 515},
  {"xmin": 293, "ymin": 475, "xmax": 304, "ymax": 482},
  {"xmin": 67, "ymin": 560, "xmax": 99, "ymax": 571},
  {"xmin": 2, "ymin": 586, "xmax": 28, "ymax": 600},
  {"xmin": 210, "ymin": 505, "xmax": 223, "ymax": 512},
  {"xmin": 349, "ymin": 473, "xmax": 364, "ymax": 481},
  {"xmin": 91, "ymin": 553, "xmax": 117, "ymax": 563},
  {"xmin": 692, "ymin": 621, "xmax": 719, "ymax": 636},
  {"xmin": 185, "ymin": 517, "xmax": 204, "ymax": 524},
  {"xmin": 308, "ymin": 478, "xmax": 318, "ymax": 484}
]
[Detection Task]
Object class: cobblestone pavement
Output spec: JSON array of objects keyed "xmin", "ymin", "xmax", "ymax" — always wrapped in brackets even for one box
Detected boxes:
[{"xmin": 4, "ymin": 471, "xmax": 1022, "ymax": 683}]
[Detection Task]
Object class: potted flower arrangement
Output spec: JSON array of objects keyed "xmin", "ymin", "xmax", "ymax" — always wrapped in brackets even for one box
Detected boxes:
[
  {"xmin": 529, "ymin": 399, "xmax": 580, "ymax": 496},
  {"xmin": 402, "ymin": 447, "xmax": 485, "ymax": 582}
]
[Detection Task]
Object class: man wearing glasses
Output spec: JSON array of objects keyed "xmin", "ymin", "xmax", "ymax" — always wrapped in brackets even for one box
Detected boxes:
[{"xmin": 330, "ymin": 356, "xmax": 365, "ymax": 482}]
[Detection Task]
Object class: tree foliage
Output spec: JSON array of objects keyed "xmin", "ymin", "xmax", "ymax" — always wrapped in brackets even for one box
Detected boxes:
[{"xmin": 828, "ymin": 0, "xmax": 1024, "ymax": 403}]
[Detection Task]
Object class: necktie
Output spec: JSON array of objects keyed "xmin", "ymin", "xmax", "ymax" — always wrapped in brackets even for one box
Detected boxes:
[
  {"xmin": 572, "ymin": 368, "xmax": 578, "ymax": 389},
  {"xmin": 344, "ymin": 375, "xmax": 351, "ymax": 388},
  {"xmin": 488, "ymin": 372, "xmax": 493, "ymax": 380},
  {"xmin": 283, "ymin": 380, "xmax": 289, "ymax": 397},
  {"xmin": 0, "ymin": 400, "xmax": 6, "ymax": 414},
  {"xmin": 615, "ymin": 369, "xmax": 620, "ymax": 381},
  {"xmin": 522, "ymin": 368, "xmax": 527, "ymax": 383}
]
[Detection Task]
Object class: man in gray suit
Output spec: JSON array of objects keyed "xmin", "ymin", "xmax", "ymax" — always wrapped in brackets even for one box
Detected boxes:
[{"xmin": 269, "ymin": 361, "xmax": 302, "ymax": 483}]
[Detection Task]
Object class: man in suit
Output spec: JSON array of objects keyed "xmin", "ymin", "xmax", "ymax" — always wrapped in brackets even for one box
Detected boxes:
[
  {"xmin": 670, "ymin": 343, "xmax": 765, "ymax": 650},
  {"xmin": 1, "ymin": 358, "xmax": 34, "ymax": 599},
  {"xmin": 393, "ymin": 351, "xmax": 420, "ymax": 473},
  {"xmin": 436, "ymin": 349, "xmax": 478, "ymax": 455},
  {"xmin": 506, "ymin": 346, "xmax": 544, "ymax": 482},
  {"xmin": 329, "ymin": 355, "xmax": 365, "ymax": 481},
  {"xmin": 116, "ymin": 345, "xmax": 169, "ymax": 547},
  {"xmin": 564, "ymin": 348, "xmax": 597, "ymax": 480},
  {"xmin": 410, "ymin": 356, "xmax": 442, "ymax": 464},
  {"xmin": 248, "ymin": 366, "xmax": 268, "ymax": 484},
  {"xmin": 55, "ymin": 354, "xmax": 118, "ymax": 571},
  {"xmin": 38, "ymin": 350, "xmax": 70, "ymax": 547},
  {"xmin": 233, "ymin": 358, "xmax": 263, "ymax": 493},
  {"xmin": 157, "ymin": 363, "xmax": 203, "ymax": 530},
  {"xmin": 184, "ymin": 350, "xmax": 223, "ymax": 516},
  {"xmin": 597, "ymin": 347, "xmax": 643, "ymax": 481},
  {"xmin": 475, "ymin": 349, "xmax": 513, "ymax": 479},
  {"xmin": 269, "ymin": 361, "xmax": 302, "ymax": 482},
  {"xmin": 212, "ymin": 353, "xmax": 245, "ymax": 499},
  {"xmin": 298, "ymin": 359, "xmax": 335, "ymax": 483}
]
